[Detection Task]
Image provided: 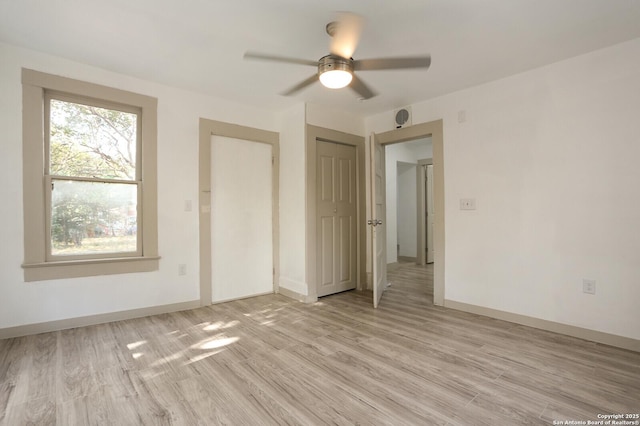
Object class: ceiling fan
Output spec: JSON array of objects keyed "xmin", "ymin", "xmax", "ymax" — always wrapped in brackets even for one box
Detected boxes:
[{"xmin": 244, "ymin": 13, "xmax": 431, "ymax": 100}]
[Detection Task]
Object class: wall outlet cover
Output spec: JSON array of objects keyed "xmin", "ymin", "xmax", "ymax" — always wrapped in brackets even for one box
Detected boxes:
[{"xmin": 460, "ymin": 198, "xmax": 476, "ymax": 210}]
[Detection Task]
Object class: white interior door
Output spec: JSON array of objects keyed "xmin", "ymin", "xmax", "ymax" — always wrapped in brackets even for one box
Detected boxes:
[
  {"xmin": 426, "ymin": 164, "xmax": 435, "ymax": 264},
  {"xmin": 211, "ymin": 135, "xmax": 273, "ymax": 302},
  {"xmin": 370, "ymin": 133, "xmax": 387, "ymax": 308},
  {"xmin": 317, "ymin": 141, "xmax": 357, "ymax": 297}
]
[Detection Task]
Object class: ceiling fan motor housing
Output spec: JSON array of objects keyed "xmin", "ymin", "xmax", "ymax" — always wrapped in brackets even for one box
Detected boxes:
[{"xmin": 318, "ymin": 55, "xmax": 353, "ymax": 75}]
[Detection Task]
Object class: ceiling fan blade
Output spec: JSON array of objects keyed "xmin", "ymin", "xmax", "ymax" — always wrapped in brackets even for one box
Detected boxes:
[
  {"xmin": 244, "ymin": 51, "xmax": 318, "ymax": 67},
  {"xmin": 329, "ymin": 12, "xmax": 364, "ymax": 59},
  {"xmin": 349, "ymin": 74, "xmax": 376, "ymax": 100},
  {"xmin": 281, "ymin": 74, "xmax": 319, "ymax": 96},
  {"xmin": 353, "ymin": 55, "xmax": 431, "ymax": 71}
]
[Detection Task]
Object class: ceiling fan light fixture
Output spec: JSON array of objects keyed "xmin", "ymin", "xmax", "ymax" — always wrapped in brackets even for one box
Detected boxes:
[
  {"xmin": 319, "ymin": 69, "xmax": 353, "ymax": 89},
  {"xmin": 318, "ymin": 55, "xmax": 353, "ymax": 89}
]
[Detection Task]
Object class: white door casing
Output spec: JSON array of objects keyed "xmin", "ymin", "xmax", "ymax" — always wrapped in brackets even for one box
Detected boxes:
[{"xmin": 371, "ymin": 133, "xmax": 387, "ymax": 308}]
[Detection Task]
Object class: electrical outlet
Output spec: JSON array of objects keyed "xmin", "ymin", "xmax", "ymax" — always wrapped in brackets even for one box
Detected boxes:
[
  {"xmin": 178, "ymin": 264, "xmax": 187, "ymax": 276},
  {"xmin": 583, "ymin": 279, "xmax": 596, "ymax": 295}
]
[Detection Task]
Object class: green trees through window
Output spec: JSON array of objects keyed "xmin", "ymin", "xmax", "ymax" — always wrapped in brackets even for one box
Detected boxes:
[{"xmin": 47, "ymin": 97, "xmax": 141, "ymax": 257}]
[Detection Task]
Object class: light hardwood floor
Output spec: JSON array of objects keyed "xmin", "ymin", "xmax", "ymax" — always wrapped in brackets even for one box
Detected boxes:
[{"xmin": 1, "ymin": 262, "xmax": 639, "ymax": 425}]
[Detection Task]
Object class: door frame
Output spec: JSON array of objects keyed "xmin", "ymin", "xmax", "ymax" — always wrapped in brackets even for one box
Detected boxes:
[
  {"xmin": 374, "ymin": 120, "xmax": 445, "ymax": 306},
  {"xmin": 416, "ymin": 158, "xmax": 433, "ymax": 265},
  {"xmin": 198, "ymin": 118, "xmax": 280, "ymax": 306},
  {"xmin": 306, "ymin": 125, "xmax": 366, "ymax": 301},
  {"xmin": 371, "ymin": 132, "xmax": 387, "ymax": 308}
]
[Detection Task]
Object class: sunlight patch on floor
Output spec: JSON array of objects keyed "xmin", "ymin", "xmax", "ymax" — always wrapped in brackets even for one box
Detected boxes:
[
  {"xmin": 126, "ymin": 340, "xmax": 147, "ymax": 350},
  {"xmin": 198, "ymin": 336, "xmax": 239, "ymax": 350},
  {"xmin": 150, "ymin": 351, "xmax": 183, "ymax": 367},
  {"xmin": 203, "ymin": 320, "xmax": 240, "ymax": 331},
  {"xmin": 185, "ymin": 350, "xmax": 225, "ymax": 365}
]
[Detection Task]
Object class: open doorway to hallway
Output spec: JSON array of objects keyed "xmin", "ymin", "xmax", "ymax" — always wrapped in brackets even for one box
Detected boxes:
[
  {"xmin": 370, "ymin": 119, "xmax": 443, "ymax": 308},
  {"xmin": 384, "ymin": 137, "xmax": 434, "ymax": 303}
]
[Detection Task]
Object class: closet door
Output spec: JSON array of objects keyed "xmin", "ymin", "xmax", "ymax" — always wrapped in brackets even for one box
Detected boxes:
[
  {"xmin": 317, "ymin": 141, "xmax": 356, "ymax": 297},
  {"xmin": 211, "ymin": 135, "xmax": 273, "ymax": 302}
]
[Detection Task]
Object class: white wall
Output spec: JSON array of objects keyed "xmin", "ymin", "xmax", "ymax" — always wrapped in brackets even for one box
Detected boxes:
[
  {"xmin": 4, "ymin": 36, "xmax": 640, "ymax": 342},
  {"xmin": 365, "ymin": 38, "xmax": 640, "ymax": 340},
  {"xmin": 0, "ymin": 42, "xmax": 367, "ymax": 329},
  {"xmin": 306, "ymin": 103, "xmax": 365, "ymax": 137},
  {"xmin": 385, "ymin": 139, "xmax": 432, "ymax": 263},
  {"xmin": 397, "ymin": 162, "xmax": 417, "ymax": 258},
  {"xmin": 0, "ymin": 42, "xmax": 277, "ymax": 329},
  {"xmin": 276, "ymin": 103, "xmax": 307, "ymax": 295}
]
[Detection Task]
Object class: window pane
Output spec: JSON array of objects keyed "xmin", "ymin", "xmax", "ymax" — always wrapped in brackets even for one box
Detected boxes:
[
  {"xmin": 51, "ymin": 179, "xmax": 138, "ymax": 256},
  {"xmin": 49, "ymin": 98, "xmax": 137, "ymax": 180}
]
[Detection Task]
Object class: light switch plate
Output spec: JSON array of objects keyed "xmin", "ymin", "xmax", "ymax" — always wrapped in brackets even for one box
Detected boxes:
[{"xmin": 583, "ymin": 279, "xmax": 596, "ymax": 295}]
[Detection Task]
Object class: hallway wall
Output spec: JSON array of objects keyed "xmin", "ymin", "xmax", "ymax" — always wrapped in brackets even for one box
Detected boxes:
[{"xmin": 385, "ymin": 139, "xmax": 432, "ymax": 264}]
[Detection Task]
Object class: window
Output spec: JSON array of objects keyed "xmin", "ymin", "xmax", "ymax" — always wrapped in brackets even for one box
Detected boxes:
[
  {"xmin": 47, "ymin": 94, "xmax": 141, "ymax": 259},
  {"xmin": 22, "ymin": 69, "xmax": 159, "ymax": 281}
]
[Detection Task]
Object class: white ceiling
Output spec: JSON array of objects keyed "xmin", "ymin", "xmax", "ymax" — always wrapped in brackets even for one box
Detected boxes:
[{"xmin": 2, "ymin": 0, "xmax": 640, "ymax": 117}]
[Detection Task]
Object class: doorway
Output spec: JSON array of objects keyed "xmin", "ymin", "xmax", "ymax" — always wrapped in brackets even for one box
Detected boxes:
[
  {"xmin": 370, "ymin": 119, "xmax": 444, "ymax": 306},
  {"xmin": 384, "ymin": 138, "xmax": 433, "ymax": 266},
  {"xmin": 198, "ymin": 119, "xmax": 280, "ymax": 305},
  {"xmin": 210, "ymin": 135, "xmax": 273, "ymax": 302},
  {"xmin": 306, "ymin": 125, "xmax": 366, "ymax": 301}
]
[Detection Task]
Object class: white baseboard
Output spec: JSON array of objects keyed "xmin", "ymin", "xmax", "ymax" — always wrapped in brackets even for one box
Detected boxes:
[
  {"xmin": 278, "ymin": 277, "xmax": 307, "ymax": 295},
  {"xmin": 0, "ymin": 299, "xmax": 201, "ymax": 340},
  {"xmin": 278, "ymin": 277, "xmax": 317, "ymax": 303},
  {"xmin": 211, "ymin": 291, "xmax": 274, "ymax": 305},
  {"xmin": 444, "ymin": 299, "xmax": 640, "ymax": 353},
  {"xmin": 278, "ymin": 286, "xmax": 317, "ymax": 304}
]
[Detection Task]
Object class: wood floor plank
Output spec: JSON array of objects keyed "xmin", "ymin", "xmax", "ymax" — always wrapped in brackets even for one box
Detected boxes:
[
  {"xmin": 285, "ymin": 343, "xmax": 451, "ymax": 425},
  {"xmin": 2, "ymin": 396, "xmax": 56, "ymax": 426},
  {"xmin": 198, "ymin": 357, "xmax": 308, "ymax": 425},
  {"xmin": 1, "ymin": 260, "xmax": 638, "ymax": 424},
  {"xmin": 0, "ymin": 336, "xmax": 30, "ymax": 385},
  {"xmin": 1, "ymin": 332, "xmax": 57, "ymax": 415}
]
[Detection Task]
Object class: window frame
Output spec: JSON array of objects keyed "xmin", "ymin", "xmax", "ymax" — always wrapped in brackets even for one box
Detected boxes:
[
  {"xmin": 22, "ymin": 69, "xmax": 159, "ymax": 281},
  {"xmin": 44, "ymin": 92, "xmax": 143, "ymax": 261}
]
